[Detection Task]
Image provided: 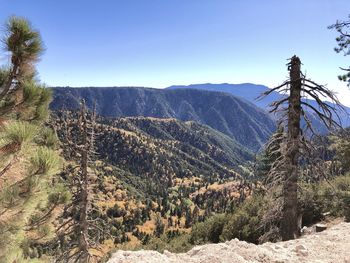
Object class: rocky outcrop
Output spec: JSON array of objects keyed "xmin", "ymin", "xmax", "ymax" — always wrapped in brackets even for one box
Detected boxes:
[{"xmin": 108, "ymin": 222, "xmax": 350, "ymax": 263}]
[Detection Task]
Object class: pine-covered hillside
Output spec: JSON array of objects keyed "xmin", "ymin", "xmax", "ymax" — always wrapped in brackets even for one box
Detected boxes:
[
  {"xmin": 51, "ymin": 112, "xmax": 254, "ymax": 252},
  {"xmin": 53, "ymin": 113, "xmax": 253, "ymax": 189},
  {"xmin": 50, "ymin": 87, "xmax": 276, "ymax": 151}
]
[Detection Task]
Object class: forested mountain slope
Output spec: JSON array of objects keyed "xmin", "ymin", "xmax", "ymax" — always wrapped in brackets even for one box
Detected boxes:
[
  {"xmin": 52, "ymin": 113, "xmax": 253, "ymax": 248},
  {"xmin": 50, "ymin": 87, "xmax": 276, "ymax": 151},
  {"xmin": 54, "ymin": 114, "xmax": 252, "ymax": 182}
]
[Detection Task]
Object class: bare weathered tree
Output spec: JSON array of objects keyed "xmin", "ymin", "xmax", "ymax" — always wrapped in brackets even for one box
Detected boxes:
[
  {"xmin": 261, "ymin": 55, "xmax": 342, "ymax": 241},
  {"xmin": 76, "ymin": 100, "xmax": 90, "ymax": 262},
  {"xmin": 54, "ymin": 100, "xmax": 104, "ymax": 263}
]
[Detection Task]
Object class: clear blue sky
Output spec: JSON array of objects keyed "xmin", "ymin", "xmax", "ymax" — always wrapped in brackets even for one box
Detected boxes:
[{"xmin": 1, "ymin": 0, "xmax": 350, "ymax": 105}]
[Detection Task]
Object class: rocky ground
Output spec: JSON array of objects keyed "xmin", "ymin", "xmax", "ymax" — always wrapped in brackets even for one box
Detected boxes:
[{"xmin": 107, "ymin": 222, "xmax": 350, "ymax": 263}]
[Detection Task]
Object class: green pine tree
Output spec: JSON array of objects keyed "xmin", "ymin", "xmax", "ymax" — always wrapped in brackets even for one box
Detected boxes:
[{"xmin": 0, "ymin": 17, "xmax": 61, "ymax": 262}]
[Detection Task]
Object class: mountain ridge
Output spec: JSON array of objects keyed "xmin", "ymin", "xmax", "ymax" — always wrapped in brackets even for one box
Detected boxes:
[
  {"xmin": 167, "ymin": 83, "xmax": 350, "ymax": 128},
  {"xmin": 50, "ymin": 86, "xmax": 276, "ymax": 151}
]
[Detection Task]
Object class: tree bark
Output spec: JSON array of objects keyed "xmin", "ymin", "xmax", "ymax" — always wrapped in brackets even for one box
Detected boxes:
[{"xmin": 282, "ymin": 55, "xmax": 301, "ymax": 241}]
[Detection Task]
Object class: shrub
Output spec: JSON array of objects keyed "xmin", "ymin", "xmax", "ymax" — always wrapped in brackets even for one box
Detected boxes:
[
  {"xmin": 220, "ymin": 194, "xmax": 266, "ymax": 244},
  {"xmin": 343, "ymin": 194, "xmax": 350, "ymax": 222},
  {"xmin": 299, "ymin": 174, "xmax": 350, "ymax": 224},
  {"xmin": 142, "ymin": 233, "xmax": 192, "ymax": 253},
  {"xmin": 299, "ymin": 184, "xmax": 325, "ymax": 226},
  {"xmin": 190, "ymin": 213, "xmax": 227, "ymax": 244}
]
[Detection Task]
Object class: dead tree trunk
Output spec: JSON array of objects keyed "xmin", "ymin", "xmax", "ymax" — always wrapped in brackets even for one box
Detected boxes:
[
  {"xmin": 260, "ymin": 55, "xmax": 343, "ymax": 241},
  {"xmin": 282, "ymin": 56, "xmax": 302, "ymax": 240},
  {"xmin": 78, "ymin": 100, "xmax": 89, "ymax": 262},
  {"xmin": 54, "ymin": 101, "xmax": 108, "ymax": 262}
]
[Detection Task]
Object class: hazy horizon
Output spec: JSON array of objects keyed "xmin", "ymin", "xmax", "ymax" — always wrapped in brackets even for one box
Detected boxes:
[{"xmin": 2, "ymin": 0, "xmax": 350, "ymax": 106}]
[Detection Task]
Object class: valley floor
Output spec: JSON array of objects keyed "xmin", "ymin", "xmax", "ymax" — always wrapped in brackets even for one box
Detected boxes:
[{"xmin": 107, "ymin": 221, "xmax": 350, "ymax": 263}]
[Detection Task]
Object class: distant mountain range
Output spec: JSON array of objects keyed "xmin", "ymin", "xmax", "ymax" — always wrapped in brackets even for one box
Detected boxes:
[
  {"xmin": 168, "ymin": 83, "xmax": 350, "ymax": 128},
  {"xmin": 50, "ymin": 83, "xmax": 348, "ymax": 152},
  {"xmin": 168, "ymin": 83, "xmax": 274, "ymax": 109},
  {"xmin": 50, "ymin": 87, "xmax": 276, "ymax": 151}
]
